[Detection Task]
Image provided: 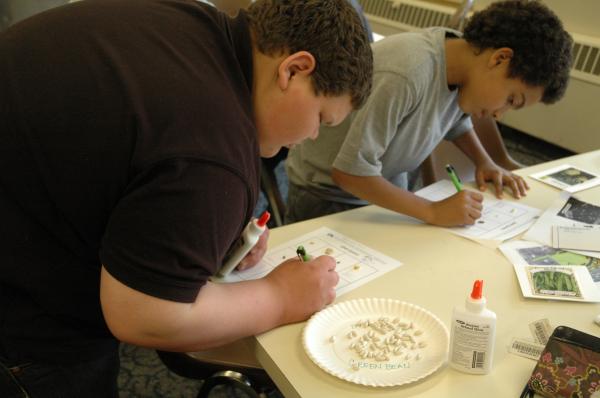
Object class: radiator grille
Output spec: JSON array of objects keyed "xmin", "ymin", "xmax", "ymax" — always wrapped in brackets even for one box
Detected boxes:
[
  {"xmin": 360, "ymin": 0, "xmax": 454, "ymax": 30},
  {"xmin": 572, "ymin": 39, "xmax": 600, "ymax": 85}
]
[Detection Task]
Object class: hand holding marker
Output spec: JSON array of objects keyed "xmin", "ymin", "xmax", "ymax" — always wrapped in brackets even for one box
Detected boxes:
[
  {"xmin": 218, "ymin": 211, "xmax": 270, "ymax": 277},
  {"xmin": 444, "ymin": 164, "xmax": 485, "ymax": 226}
]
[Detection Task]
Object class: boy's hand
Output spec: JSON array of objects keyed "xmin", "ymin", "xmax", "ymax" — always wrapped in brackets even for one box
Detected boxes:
[
  {"xmin": 429, "ymin": 190, "xmax": 484, "ymax": 227},
  {"xmin": 475, "ymin": 163, "xmax": 529, "ymax": 199},
  {"xmin": 265, "ymin": 255, "xmax": 339, "ymax": 324},
  {"xmin": 236, "ymin": 228, "xmax": 270, "ymax": 271}
]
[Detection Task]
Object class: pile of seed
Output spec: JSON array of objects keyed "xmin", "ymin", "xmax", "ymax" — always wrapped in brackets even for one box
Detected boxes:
[{"xmin": 331, "ymin": 317, "xmax": 427, "ymax": 368}]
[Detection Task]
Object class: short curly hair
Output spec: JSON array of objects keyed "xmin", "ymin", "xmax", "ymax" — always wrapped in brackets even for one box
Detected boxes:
[
  {"xmin": 463, "ymin": 0, "xmax": 573, "ymax": 104},
  {"xmin": 247, "ymin": 0, "xmax": 373, "ymax": 109}
]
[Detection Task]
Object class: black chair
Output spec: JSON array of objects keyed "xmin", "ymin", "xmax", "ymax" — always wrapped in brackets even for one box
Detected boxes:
[{"xmin": 156, "ymin": 339, "xmax": 279, "ymax": 398}]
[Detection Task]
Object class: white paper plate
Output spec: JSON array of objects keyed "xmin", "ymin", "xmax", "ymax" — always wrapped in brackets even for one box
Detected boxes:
[{"xmin": 302, "ymin": 298, "xmax": 449, "ymax": 387}]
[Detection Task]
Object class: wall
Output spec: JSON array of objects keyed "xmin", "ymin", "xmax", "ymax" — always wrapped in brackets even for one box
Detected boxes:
[{"xmin": 471, "ymin": 0, "xmax": 600, "ymax": 38}]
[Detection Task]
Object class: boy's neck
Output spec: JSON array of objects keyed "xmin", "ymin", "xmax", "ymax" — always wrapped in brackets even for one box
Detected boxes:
[{"xmin": 445, "ymin": 38, "xmax": 482, "ymax": 88}]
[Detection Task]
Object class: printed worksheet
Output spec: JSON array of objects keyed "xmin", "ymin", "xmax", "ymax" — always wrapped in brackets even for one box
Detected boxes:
[
  {"xmin": 217, "ymin": 227, "xmax": 403, "ymax": 296},
  {"xmin": 416, "ymin": 180, "xmax": 541, "ymax": 241},
  {"xmin": 499, "ymin": 240, "xmax": 600, "ymax": 302},
  {"xmin": 530, "ymin": 164, "xmax": 600, "ymax": 193},
  {"xmin": 523, "ymin": 192, "xmax": 600, "ymax": 259}
]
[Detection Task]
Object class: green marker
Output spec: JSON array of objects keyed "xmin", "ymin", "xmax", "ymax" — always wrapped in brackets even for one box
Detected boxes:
[
  {"xmin": 445, "ymin": 164, "xmax": 463, "ymax": 192},
  {"xmin": 296, "ymin": 245, "xmax": 311, "ymax": 262}
]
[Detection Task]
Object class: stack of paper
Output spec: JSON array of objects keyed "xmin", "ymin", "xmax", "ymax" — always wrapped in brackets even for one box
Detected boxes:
[
  {"xmin": 499, "ymin": 240, "xmax": 600, "ymax": 302},
  {"xmin": 552, "ymin": 225, "xmax": 600, "ymax": 252},
  {"xmin": 494, "ymin": 162, "xmax": 600, "ymax": 302},
  {"xmin": 523, "ymin": 192, "xmax": 600, "ymax": 259}
]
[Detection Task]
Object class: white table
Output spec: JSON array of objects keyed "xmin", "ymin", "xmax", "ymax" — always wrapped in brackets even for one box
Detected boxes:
[{"xmin": 251, "ymin": 150, "xmax": 600, "ymax": 397}]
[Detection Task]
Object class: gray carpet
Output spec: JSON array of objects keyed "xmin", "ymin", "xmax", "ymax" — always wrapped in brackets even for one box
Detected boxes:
[
  {"xmin": 119, "ymin": 126, "xmax": 574, "ymax": 397},
  {"xmin": 500, "ymin": 125, "xmax": 573, "ymax": 166},
  {"xmin": 118, "ymin": 345, "xmax": 203, "ymax": 397}
]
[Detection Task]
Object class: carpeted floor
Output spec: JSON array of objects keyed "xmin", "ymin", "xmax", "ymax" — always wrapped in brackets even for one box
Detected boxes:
[
  {"xmin": 119, "ymin": 126, "xmax": 574, "ymax": 398},
  {"xmin": 500, "ymin": 125, "xmax": 574, "ymax": 166},
  {"xmin": 118, "ymin": 345, "xmax": 203, "ymax": 397}
]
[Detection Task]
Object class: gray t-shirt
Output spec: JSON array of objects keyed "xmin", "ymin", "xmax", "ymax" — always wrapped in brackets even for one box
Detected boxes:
[{"xmin": 286, "ymin": 27, "xmax": 473, "ymax": 204}]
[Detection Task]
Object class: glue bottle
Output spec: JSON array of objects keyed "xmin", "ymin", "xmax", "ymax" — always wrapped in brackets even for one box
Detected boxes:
[
  {"xmin": 449, "ymin": 279, "xmax": 496, "ymax": 374},
  {"xmin": 217, "ymin": 211, "xmax": 270, "ymax": 278}
]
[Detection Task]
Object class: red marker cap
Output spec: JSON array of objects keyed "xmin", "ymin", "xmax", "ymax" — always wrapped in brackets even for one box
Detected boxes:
[
  {"xmin": 257, "ymin": 211, "xmax": 270, "ymax": 227},
  {"xmin": 470, "ymin": 279, "xmax": 484, "ymax": 300}
]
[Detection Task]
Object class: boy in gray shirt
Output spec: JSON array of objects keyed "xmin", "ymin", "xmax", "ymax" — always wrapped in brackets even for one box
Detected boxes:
[{"xmin": 286, "ymin": 0, "xmax": 572, "ymax": 226}]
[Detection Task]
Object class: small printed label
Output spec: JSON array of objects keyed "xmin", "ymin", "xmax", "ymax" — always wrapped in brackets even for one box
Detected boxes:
[
  {"xmin": 528, "ymin": 318, "xmax": 553, "ymax": 345},
  {"xmin": 348, "ymin": 359, "xmax": 411, "ymax": 370},
  {"xmin": 508, "ymin": 337, "xmax": 544, "ymax": 361},
  {"xmin": 472, "ymin": 351, "xmax": 485, "ymax": 369},
  {"xmin": 450, "ymin": 320, "xmax": 492, "ymax": 369}
]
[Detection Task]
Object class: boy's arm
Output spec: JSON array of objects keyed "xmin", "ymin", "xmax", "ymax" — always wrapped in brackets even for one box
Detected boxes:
[
  {"xmin": 471, "ymin": 115, "xmax": 524, "ymax": 170},
  {"xmin": 451, "ymin": 130, "xmax": 529, "ymax": 198},
  {"xmin": 100, "ymin": 256, "xmax": 338, "ymax": 352},
  {"xmin": 331, "ymin": 167, "xmax": 483, "ymax": 226}
]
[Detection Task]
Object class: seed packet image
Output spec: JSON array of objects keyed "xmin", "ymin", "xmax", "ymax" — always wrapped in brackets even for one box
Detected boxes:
[
  {"xmin": 530, "ymin": 164, "xmax": 600, "ymax": 193},
  {"xmin": 516, "ymin": 245, "xmax": 600, "ymax": 282},
  {"xmin": 499, "ymin": 240, "xmax": 600, "ymax": 302},
  {"xmin": 557, "ymin": 197, "xmax": 600, "ymax": 225},
  {"xmin": 526, "ymin": 267, "xmax": 581, "ymax": 298}
]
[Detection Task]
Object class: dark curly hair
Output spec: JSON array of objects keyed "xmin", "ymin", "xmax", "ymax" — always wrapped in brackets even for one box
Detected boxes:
[
  {"xmin": 463, "ymin": 0, "xmax": 573, "ymax": 104},
  {"xmin": 247, "ymin": 0, "xmax": 373, "ymax": 109}
]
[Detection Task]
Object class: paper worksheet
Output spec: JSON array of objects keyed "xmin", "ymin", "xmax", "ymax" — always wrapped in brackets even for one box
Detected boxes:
[
  {"xmin": 530, "ymin": 164, "xmax": 600, "ymax": 193},
  {"xmin": 415, "ymin": 180, "xmax": 541, "ymax": 241},
  {"xmin": 523, "ymin": 192, "xmax": 600, "ymax": 259},
  {"xmin": 499, "ymin": 240, "xmax": 600, "ymax": 302},
  {"xmin": 552, "ymin": 225, "xmax": 600, "ymax": 252},
  {"xmin": 218, "ymin": 227, "xmax": 403, "ymax": 297}
]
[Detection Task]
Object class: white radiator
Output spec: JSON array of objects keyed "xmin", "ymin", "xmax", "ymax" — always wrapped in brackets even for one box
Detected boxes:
[{"xmin": 360, "ymin": 0, "xmax": 600, "ymax": 153}]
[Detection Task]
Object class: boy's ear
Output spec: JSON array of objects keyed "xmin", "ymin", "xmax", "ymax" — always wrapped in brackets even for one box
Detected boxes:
[
  {"xmin": 488, "ymin": 47, "xmax": 513, "ymax": 68},
  {"xmin": 277, "ymin": 51, "xmax": 316, "ymax": 90}
]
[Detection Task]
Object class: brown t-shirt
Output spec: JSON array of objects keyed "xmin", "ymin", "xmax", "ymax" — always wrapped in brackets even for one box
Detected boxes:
[{"xmin": 0, "ymin": 0, "xmax": 259, "ymax": 363}]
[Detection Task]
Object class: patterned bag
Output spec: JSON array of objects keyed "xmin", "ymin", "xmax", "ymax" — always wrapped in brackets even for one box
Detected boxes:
[{"xmin": 521, "ymin": 326, "xmax": 600, "ymax": 398}]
